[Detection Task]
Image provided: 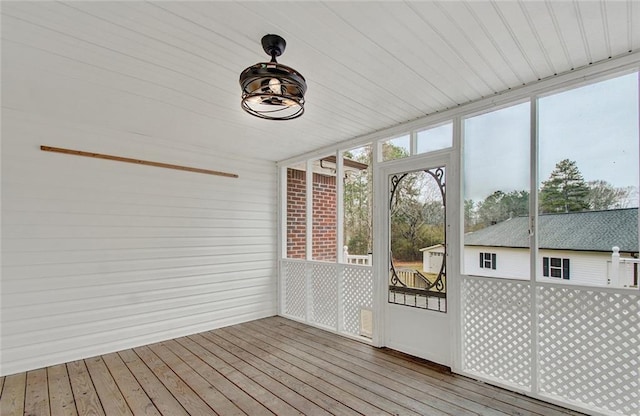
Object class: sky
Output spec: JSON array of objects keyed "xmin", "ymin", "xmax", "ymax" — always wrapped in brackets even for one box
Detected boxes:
[
  {"xmin": 463, "ymin": 72, "xmax": 639, "ymax": 205},
  {"xmin": 343, "ymin": 72, "xmax": 639, "ymax": 207}
]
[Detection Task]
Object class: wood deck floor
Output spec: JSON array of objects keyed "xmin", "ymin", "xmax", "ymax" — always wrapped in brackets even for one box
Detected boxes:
[{"xmin": 0, "ymin": 316, "xmax": 583, "ymax": 416}]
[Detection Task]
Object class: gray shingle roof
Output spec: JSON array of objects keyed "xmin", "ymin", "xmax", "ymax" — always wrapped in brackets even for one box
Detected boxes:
[{"xmin": 464, "ymin": 208, "xmax": 638, "ymax": 253}]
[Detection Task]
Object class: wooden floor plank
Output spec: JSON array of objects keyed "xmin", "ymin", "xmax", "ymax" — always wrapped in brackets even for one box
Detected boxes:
[
  {"xmin": 5, "ymin": 316, "xmax": 584, "ymax": 416},
  {"xmin": 224, "ymin": 324, "xmax": 422, "ymax": 416},
  {"xmin": 101, "ymin": 353, "xmax": 161, "ymax": 416},
  {"xmin": 264, "ymin": 320, "xmax": 536, "ymax": 416},
  {"xmin": 271, "ymin": 316, "xmax": 582, "ymax": 416},
  {"xmin": 198, "ymin": 332, "xmax": 338, "ymax": 416},
  {"xmin": 134, "ymin": 346, "xmax": 217, "ymax": 415},
  {"xmin": 48, "ymin": 364, "xmax": 78, "ymax": 416},
  {"xmin": 218, "ymin": 325, "xmax": 395, "ymax": 416},
  {"xmin": 25, "ymin": 368, "xmax": 50, "ymax": 416},
  {"xmin": 250, "ymin": 319, "xmax": 507, "ymax": 416},
  {"xmin": 85, "ymin": 356, "xmax": 133, "ymax": 416},
  {"xmin": 226, "ymin": 324, "xmax": 430, "ymax": 415},
  {"xmin": 203, "ymin": 324, "xmax": 438, "ymax": 416},
  {"xmin": 162, "ymin": 339, "xmax": 272, "ymax": 416},
  {"xmin": 177, "ymin": 336, "xmax": 299, "ymax": 416},
  {"xmin": 210, "ymin": 328, "xmax": 361, "ymax": 416},
  {"xmin": 0, "ymin": 372, "xmax": 26, "ymax": 416},
  {"xmin": 191, "ymin": 333, "xmax": 333, "ymax": 416},
  {"xmin": 118, "ymin": 349, "xmax": 191, "ymax": 416},
  {"xmin": 66, "ymin": 360, "xmax": 105, "ymax": 416},
  {"xmin": 242, "ymin": 322, "xmax": 454, "ymax": 416},
  {"xmin": 245, "ymin": 320, "xmax": 476, "ymax": 416},
  {"xmin": 147, "ymin": 342, "xmax": 245, "ymax": 416}
]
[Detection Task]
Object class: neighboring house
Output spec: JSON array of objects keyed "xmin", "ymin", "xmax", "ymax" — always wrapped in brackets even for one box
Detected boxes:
[
  {"xmin": 462, "ymin": 208, "xmax": 638, "ymax": 286},
  {"xmin": 419, "ymin": 244, "xmax": 445, "ymax": 273}
]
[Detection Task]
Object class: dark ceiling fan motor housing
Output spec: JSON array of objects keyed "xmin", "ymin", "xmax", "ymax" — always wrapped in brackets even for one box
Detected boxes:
[{"xmin": 239, "ymin": 34, "xmax": 307, "ymax": 120}]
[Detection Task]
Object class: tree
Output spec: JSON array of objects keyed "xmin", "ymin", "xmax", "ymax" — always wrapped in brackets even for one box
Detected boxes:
[
  {"xmin": 586, "ymin": 180, "xmax": 633, "ymax": 210},
  {"xmin": 423, "ymin": 200, "xmax": 445, "ymax": 226},
  {"xmin": 464, "ymin": 199, "xmax": 477, "ymax": 232},
  {"xmin": 390, "ymin": 170, "xmax": 445, "ymax": 262},
  {"xmin": 539, "ymin": 159, "xmax": 590, "ymax": 213},
  {"xmin": 392, "ymin": 199, "xmax": 426, "ymax": 260},
  {"xmin": 476, "ymin": 190, "xmax": 529, "ymax": 227},
  {"xmin": 343, "ymin": 149, "xmax": 373, "ymax": 255},
  {"xmin": 476, "ymin": 191, "xmax": 507, "ymax": 226},
  {"xmin": 503, "ymin": 190, "xmax": 529, "ymax": 218},
  {"xmin": 344, "ymin": 143, "xmax": 413, "ymax": 255},
  {"xmin": 382, "ymin": 142, "xmax": 409, "ymax": 161}
]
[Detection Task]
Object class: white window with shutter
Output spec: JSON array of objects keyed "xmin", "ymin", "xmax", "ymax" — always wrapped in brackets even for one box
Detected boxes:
[
  {"xmin": 479, "ymin": 252, "xmax": 497, "ymax": 270},
  {"xmin": 543, "ymin": 257, "xmax": 570, "ymax": 280}
]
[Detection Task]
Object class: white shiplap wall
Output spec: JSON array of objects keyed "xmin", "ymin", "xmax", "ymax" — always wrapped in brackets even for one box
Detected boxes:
[{"xmin": 0, "ymin": 109, "xmax": 277, "ymax": 376}]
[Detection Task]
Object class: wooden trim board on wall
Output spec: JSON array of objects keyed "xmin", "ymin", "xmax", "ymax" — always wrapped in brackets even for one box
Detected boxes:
[{"xmin": 40, "ymin": 145, "xmax": 239, "ymax": 178}]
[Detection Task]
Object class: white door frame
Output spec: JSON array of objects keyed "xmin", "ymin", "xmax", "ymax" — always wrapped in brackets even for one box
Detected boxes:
[{"xmin": 372, "ymin": 149, "xmax": 462, "ymax": 369}]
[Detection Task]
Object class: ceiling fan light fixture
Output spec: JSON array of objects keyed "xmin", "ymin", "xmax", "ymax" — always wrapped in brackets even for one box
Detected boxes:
[{"xmin": 239, "ymin": 34, "xmax": 307, "ymax": 120}]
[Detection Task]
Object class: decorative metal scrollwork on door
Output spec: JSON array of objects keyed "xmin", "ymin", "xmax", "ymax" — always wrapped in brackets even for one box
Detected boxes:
[{"xmin": 389, "ymin": 167, "xmax": 447, "ymax": 312}]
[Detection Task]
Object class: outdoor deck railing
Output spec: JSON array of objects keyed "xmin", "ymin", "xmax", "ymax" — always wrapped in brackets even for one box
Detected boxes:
[
  {"xmin": 610, "ymin": 246, "xmax": 639, "ymax": 288},
  {"xmin": 343, "ymin": 247, "xmax": 372, "ymax": 265},
  {"xmin": 394, "ymin": 268, "xmax": 431, "ymax": 289}
]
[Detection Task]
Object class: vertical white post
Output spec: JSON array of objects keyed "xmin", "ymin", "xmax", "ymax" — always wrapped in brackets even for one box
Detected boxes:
[
  {"xmin": 337, "ymin": 151, "xmax": 345, "ymax": 264},
  {"xmin": 451, "ymin": 116, "xmax": 463, "ymax": 373},
  {"xmin": 306, "ymin": 160, "xmax": 313, "ymax": 261},
  {"xmin": 306, "ymin": 160, "xmax": 314, "ymax": 323},
  {"xmin": 376, "ymin": 139, "xmax": 384, "ymax": 163},
  {"xmin": 410, "ymin": 130, "xmax": 418, "ymax": 156},
  {"xmin": 336, "ymin": 151, "xmax": 345, "ymax": 332},
  {"xmin": 611, "ymin": 246, "xmax": 620, "ymax": 287},
  {"xmin": 278, "ymin": 166, "xmax": 287, "ymax": 315},
  {"xmin": 529, "ymin": 96, "xmax": 539, "ymax": 395},
  {"xmin": 372, "ymin": 140, "xmax": 385, "ymax": 347}
]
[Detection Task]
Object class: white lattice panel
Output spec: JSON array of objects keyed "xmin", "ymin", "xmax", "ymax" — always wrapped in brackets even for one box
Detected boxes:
[
  {"xmin": 310, "ymin": 263, "xmax": 338, "ymax": 328},
  {"xmin": 342, "ymin": 265, "xmax": 373, "ymax": 337},
  {"xmin": 462, "ymin": 277, "xmax": 531, "ymax": 389},
  {"xmin": 282, "ymin": 261, "xmax": 307, "ymax": 320},
  {"xmin": 538, "ymin": 286, "xmax": 639, "ymax": 416}
]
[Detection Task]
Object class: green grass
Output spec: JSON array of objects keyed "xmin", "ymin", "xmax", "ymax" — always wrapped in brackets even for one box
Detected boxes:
[{"xmin": 393, "ymin": 261, "xmax": 423, "ymax": 271}]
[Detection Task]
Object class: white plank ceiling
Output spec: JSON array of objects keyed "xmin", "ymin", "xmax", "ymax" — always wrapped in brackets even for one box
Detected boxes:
[{"xmin": 2, "ymin": 1, "xmax": 639, "ymax": 162}]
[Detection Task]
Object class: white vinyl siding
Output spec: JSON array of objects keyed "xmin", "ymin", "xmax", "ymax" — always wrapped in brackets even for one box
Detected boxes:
[
  {"xmin": 539, "ymin": 250, "xmax": 611, "ymax": 286},
  {"xmin": 464, "ymin": 247, "xmax": 529, "ymax": 279},
  {"xmin": 464, "ymin": 246, "xmax": 615, "ymax": 286},
  {"xmin": 0, "ymin": 111, "xmax": 277, "ymax": 376}
]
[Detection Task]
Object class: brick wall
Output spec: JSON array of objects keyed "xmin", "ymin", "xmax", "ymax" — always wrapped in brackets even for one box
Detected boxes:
[
  {"xmin": 312, "ymin": 172, "xmax": 337, "ymax": 261},
  {"xmin": 286, "ymin": 168, "xmax": 337, "ymax": 261},
  {"xmin": 286, "ymin": 169, "xmax": 307, "ymax": 258}
]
